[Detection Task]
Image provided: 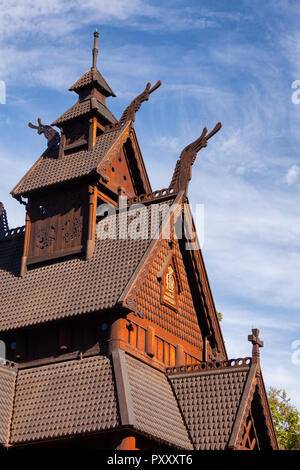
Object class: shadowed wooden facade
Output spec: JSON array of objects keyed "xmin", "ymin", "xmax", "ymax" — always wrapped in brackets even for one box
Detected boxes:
[{"xmin": 0, "ymin": 32, "xmax": 278, "ymax": 451}]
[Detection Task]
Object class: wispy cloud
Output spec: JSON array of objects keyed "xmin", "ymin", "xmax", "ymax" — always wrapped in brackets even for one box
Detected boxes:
[
  {"xmin": 285, "ymin": 164, "xmax": 300, "ymax": 185},
  {"xmin": 0, "ymin": 0, "xmax": 238, "ymax": 42},
  {"xmin": 0, "ymin": 0, "xmax": 144, "ymax": 39}
]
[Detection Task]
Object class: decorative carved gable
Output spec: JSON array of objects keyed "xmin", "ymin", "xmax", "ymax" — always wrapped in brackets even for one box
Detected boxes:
[
  {"xmin": 120, "ymin": 195, "xmax": 227, "ymax": 362},
  {"xmin": 131, "ymin": 238, "xmax": 204, "ymax": 353},
  {"xmin": 236, "ymin": 382, "xmax": 276, "ymax": 450},
  {"xmin": 229, "ymin": 368, "xmax": 278, "ymax": 450},
  {"xmin": 101, "ymin": 141, "xmax": 137, "ymax": 197},
  {"xmin": 98, "ymin": 132, "xmax": 151, "ymax": 199}
]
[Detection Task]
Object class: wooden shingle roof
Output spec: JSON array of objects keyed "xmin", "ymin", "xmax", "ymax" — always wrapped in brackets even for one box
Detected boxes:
[
  {"xmin": 168, "ymin": 361, "xmax": 250, "ymax": 450},
  {"xmin": 9, "ymin": 356, "xmax": 119, "ymax": 444},
  {"xmin": 0, "ymin": 198, "xmax": 175, "ymax": 332},
  {"xmin": 167, "ymin": 358, "xmax": 278, "ymax": 450},
  {"xmin": 69, "ymin": 67, "xmax": 116, "ymax": 97},
  {"xmin": 11, "ymin": 126, "xmax": 125, "ymax": 196},
  {"xmin": 52, "ymin": 97, "xmax": 117, "ymax": 127},
  {"xmin": 0, "ymin": 352, "xmax": 191, "ymax": 448},
  {"xmin": 0, "ymin": 353, "xmax": 277, "ymax": 449},
  {"xmin": 125, "ymin": 353, "xmax": 193, "ymax": 449}
]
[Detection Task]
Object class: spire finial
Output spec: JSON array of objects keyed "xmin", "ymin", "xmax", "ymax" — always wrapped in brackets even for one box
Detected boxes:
[
  {"xmin": 248, "ymin": 328, "xmax": 264, "ymax": 364},
  {"xmin": 92, "ymin": 29, "xmax": 99, "ymax": 69}
]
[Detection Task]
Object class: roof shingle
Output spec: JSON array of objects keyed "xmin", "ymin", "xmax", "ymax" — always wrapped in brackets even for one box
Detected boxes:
[
  {"xmin": 69, "ymin": 68, "xmax": 116, "ymax": 97},
  {"xmin": 5, "ymin": 352, "xmax": 192, "ymax": 448},
  {"xmin": 12, "ymin": 127, "xmax": 124, "ymax": 196},
  {"xmin": 10, "ymin": 355, "xmax": 119, "ymax": 444},
  {"xmin": 126, "ymin": 354, "xmax": 193, "ymax": 450},
  {"xmin": 168, "ymin": 363, "xmax": 250, "ymax": 450},
  {"xmin": 52, "ymin": 98, "xmax": 117, "ymax": 127},
  {"xmin": 0, "ymin": 199, "xmax": 175, "ymax": 332},
  {"xmin": 0, "ymin": 233, "xmax": 149, "ymax": 332}
]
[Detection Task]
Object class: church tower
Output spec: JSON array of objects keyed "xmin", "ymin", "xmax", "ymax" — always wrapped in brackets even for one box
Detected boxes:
[{"xmin": 0, "ymin": 32, "xmax": 278, "ymax": 451}]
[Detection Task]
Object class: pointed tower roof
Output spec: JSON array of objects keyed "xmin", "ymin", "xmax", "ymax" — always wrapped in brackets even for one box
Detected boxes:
[
  {"xmin": 69, "ymin": 30, "xmax": 116, "ymax": 97},
  {"xmin": 52, "ymin": 30, "xmax": 116, "ymax": 128},
  {"xmin": 69, "ymin": 67, "xmax": 116, "ymax": 97}
]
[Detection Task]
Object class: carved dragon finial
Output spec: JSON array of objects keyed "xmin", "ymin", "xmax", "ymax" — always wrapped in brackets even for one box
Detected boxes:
[
  {"xmin": 28, "ymin": 118, "xmax": 60, "ymax": 147},
  {"xmin": 169, "ymin": 122, "xmax": 222, "ymax": 194},
  {"xmin": 112, "ymin": 81, "xmax": 162, "ymax": 130}
]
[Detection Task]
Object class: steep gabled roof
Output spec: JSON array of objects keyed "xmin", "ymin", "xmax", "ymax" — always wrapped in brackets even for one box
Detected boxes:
[
  {"xmin": 11, "ymin": 125, "xmax": 127, "ymax": 197},
  {"xmin": 0, "ymin": 196, "xmax": 175, "ymax": 332},
  {"xmin": 167, "ymin": 358, "xmax": 278, "ymax": 450},
  {"xmin": 11, "ymin": 122, "xmax": 150, "ymax": 198},
  {"xmin": 69, "ymin": 67, "xmax": 116, "ymax": 97},
  {"xmin": 9, "ymin": 355, "xmax": 119, "ymax": 445},
  {"xmin": 119, "ymin": 191, "xmax": 227, "ymax": 359},
  {"xmin": 112, "ymin": 350, "xmax": 193, "ymax": 449},
  {"xmin": 168, "ymin": 359, "xmax": 250, "ymax": 450},
  {"xmin": 0, "ymin": 351, "xmax": 277, "ymax": 449},
  {"xmin": 1, "ymin": 351, "xmax": 191, "ymax": 449},
  {"xmin": 52, "ymin": 97, "xmax": 117, "ymax": 127}
]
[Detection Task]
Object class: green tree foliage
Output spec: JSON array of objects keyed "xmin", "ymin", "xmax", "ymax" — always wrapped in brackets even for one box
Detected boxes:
[{"xmin": 268, "ymin": 387, "xmax": 300, "ymax": 450}]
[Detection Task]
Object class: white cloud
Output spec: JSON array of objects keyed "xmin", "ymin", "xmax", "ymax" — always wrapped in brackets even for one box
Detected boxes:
[
  {"xmin": 0, "ymin": 0, "xmax": 145, "ymax": 39},
  {"xmin": 0, "ymin": 0, "xmax": 234, "ymax": 43},
  {"xmin": 285, "ymin": 164, "xmax": 300, "ymax": 185}
]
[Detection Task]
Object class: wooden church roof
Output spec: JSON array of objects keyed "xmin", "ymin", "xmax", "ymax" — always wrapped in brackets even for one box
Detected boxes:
[
  {"xmin": 11, "ymin": 125, "xmax": 125, "ymax": 196},
  {"xmin": 52, "ymin": 97, "xmax": 117, "ymax": 127},
  {"xmin": 0, "ymin": 196, "xmax": 174, "ymax": 332},
  {"xmin": 168, "ymin": 356, "xmax": 278, "ymax": 450},
  {"xmin": 0, "ymin": 353, "xmax": 192, "ymax": 449},
  {"xmin": 69, "ymin": 66, "xmax": 116, "ymax": 97},
  {"xmin": 0, "ymin": 350, "xmax": 277, "ymax": 450},
  {"xmin": 0, "ymin": 32, "xmax": 278, "ymax": 451}
]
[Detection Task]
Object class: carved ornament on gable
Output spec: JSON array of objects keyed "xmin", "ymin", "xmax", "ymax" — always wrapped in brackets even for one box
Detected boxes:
[
  {"xmin": 62, "ymin": 217, "xmax": 83, "ymax": 243},
  {"xmin": 35, "ymin": 225, "xmax": 57, "ymax": 250}
]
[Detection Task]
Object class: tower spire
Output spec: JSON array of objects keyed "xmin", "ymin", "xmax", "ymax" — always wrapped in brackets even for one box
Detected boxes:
[{"xmin": 92, "ymin": 29, "xmax": 99, "ymax": 69}]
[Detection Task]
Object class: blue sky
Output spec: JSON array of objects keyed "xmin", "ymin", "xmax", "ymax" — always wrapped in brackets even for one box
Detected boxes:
[{"xmin": 1, "ymin": 0, "xmax": 300, "ymax": 409}]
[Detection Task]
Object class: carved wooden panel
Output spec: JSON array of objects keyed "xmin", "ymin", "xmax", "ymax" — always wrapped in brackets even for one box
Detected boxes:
[
  {"xmin": 160, "ymin": 255, "xmax": 182, "ymax": 311},
  {"xmin": 27, "ymin": 186, "xmax": 88, "ymax": 265}
]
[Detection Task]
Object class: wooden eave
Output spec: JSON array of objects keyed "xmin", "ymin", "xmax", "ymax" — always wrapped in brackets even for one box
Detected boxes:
[{"xmin": 182, "ymin": 201, "xmax": 227, "ymax": 360}]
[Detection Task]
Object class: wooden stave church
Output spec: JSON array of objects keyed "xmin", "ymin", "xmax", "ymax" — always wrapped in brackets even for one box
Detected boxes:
[{"xmin": 0, "ymin": 32, "xmax": 278, "ymax": 451}]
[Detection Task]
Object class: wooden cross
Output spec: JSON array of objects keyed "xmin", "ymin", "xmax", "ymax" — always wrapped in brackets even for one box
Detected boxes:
[{"xmin": 248, "ymin": 328, "xmax": 264, "ymax": 363}]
